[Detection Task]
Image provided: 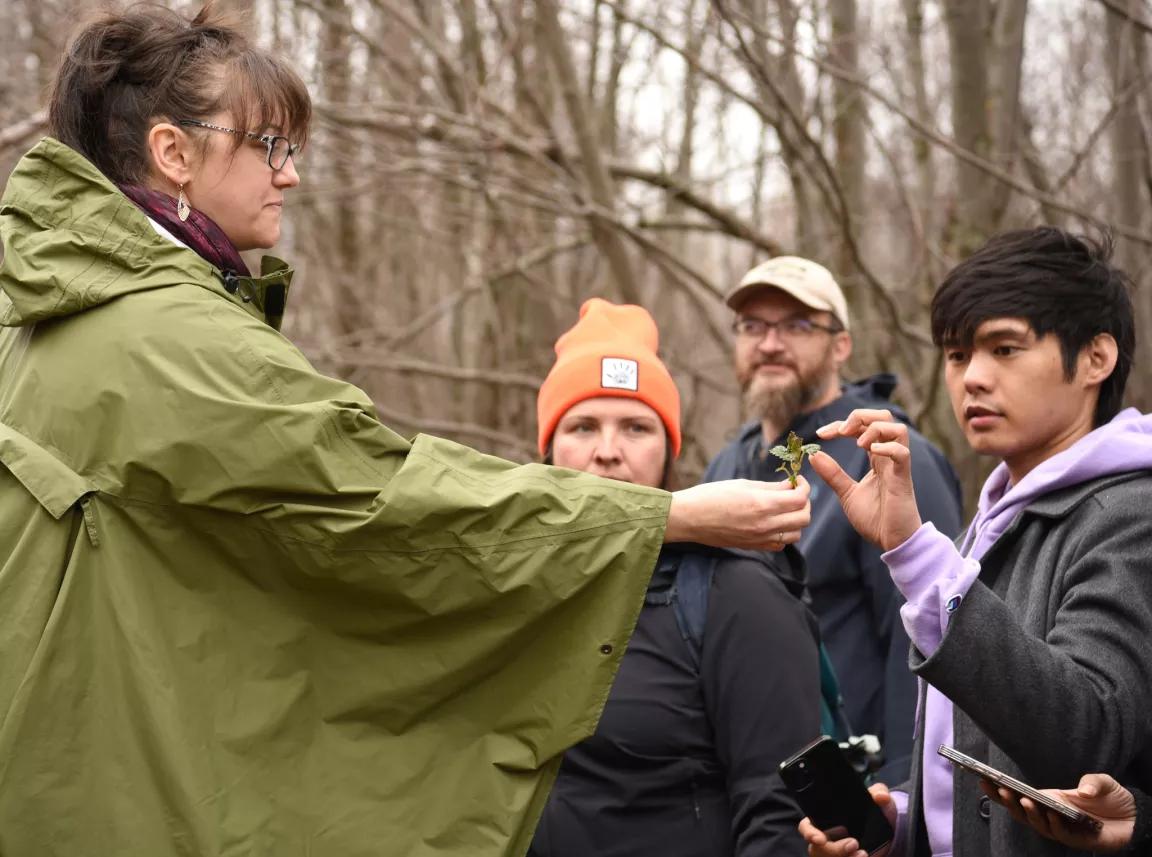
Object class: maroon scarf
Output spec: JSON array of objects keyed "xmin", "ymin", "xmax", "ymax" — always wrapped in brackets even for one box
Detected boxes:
[{"xmin": 117, "ymin": 184, "xmax": 251, "ymax": 278}]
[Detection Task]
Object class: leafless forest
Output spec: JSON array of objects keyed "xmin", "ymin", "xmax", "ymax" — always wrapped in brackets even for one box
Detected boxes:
[{"xmin": 2, "ymin": 0, "xmax": 1151, "ymax": 512}]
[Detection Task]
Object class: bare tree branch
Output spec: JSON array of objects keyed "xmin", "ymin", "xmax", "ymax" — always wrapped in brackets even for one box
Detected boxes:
[
  {"xmin": 715, "ymin": 0, "xmax": 935, "ymax": 359},
  {"xmin": 305, "ymin": 353, "xmax": 544, "ymax": 391},
  {"xmin": 316, "ymin": 102, "xmax": 793, "ymax": 257},
  {"xmin": 614, "ymin": 1, "xmax": 1152, "ymax": 248},
  {"xmin": 1095, "ymin": 0, "xmax": 1152, "ymax": 37},
  {"xmin": 608, "ymin": 162, "xmax": 789, "ymax": 256}
]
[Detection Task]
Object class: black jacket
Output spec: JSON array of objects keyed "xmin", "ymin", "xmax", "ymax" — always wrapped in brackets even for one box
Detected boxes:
[
  {"xmin": 702, "ymin": 374, "xmax": 963, "ymax": 783},
  {"xmin": 528, "ymin": 547, "xmax": 822, "ymax": 857},
  {"xmin": 1128, "ymin": 787, "xmax": 1152, "ymax": 856}
]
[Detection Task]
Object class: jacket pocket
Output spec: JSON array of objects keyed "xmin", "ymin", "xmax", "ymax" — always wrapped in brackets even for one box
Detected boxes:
[
  {"xmin": 0, "ymin": 421, "xmax": 95, "ymax": 520},
  {"xmin": 690, "ymin": 780, "xmax": 734, "ymax": 856}
]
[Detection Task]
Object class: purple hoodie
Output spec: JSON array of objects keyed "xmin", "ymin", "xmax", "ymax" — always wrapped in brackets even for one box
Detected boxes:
[{"xmin": 879, "ymin": 407, "xmax": 1152, "ymax": 857}]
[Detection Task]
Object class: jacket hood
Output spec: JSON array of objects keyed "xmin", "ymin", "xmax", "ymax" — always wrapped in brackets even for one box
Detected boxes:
[
  {"xmin": 841, "ymin": 372, "xmax": 911, "ymax": 422},
  {"xmin": 964, "ymin": 407, "xmax": 1152, "ymax": 556},
  {"xmin": 0, "ymin": 137, "xmax": 293, "ymax": 329}
]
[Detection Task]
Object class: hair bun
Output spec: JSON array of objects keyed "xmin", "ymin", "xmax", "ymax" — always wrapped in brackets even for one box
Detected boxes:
[{"xmin": 48, "ymin": 0, "xmax": 311, "ymax": 186}]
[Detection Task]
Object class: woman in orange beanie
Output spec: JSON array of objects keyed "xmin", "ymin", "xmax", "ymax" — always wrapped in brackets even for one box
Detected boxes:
[{"xmin": 530, "ymin": 299, "xmax": 823, "ymax": 857}]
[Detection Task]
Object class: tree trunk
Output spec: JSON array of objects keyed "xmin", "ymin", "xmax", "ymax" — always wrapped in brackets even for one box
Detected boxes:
[
  {"xmin": 901, "ymin": 0, "xmax": 937, "ymax": 301},
  {"xmin": 319, "ymin": 0, "xmax": 365, "ymax": 344},
  {"xmin": 599, "ymin": 0, "xmax": 631, "ymax": 156},
  {"xmin": 828, "ymin": 0, "xmax": 866, "ymax": 294},
  {"xmin": 1107, "ymin": 4, "xmax": 1151, "ymax": 411},
  {"xmin": 535, "ymin": 0, "xmax": 638, "ymax": 303},
  {"xmin": 941, "ymin": 0, "xmax": 993, "ymax": 257},
  {"xmin": 986, "ymin": 0, "xmax": 1029, "ymax": 227},
  {"xmin": 1107, "ymin": 7, "xmax": 1146, "ymax": 270}
]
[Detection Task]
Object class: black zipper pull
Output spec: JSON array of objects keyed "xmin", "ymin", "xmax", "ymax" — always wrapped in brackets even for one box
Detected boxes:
[{"xmin": 221, "ymin": 270, "xmax": 254, "ymax": 303}]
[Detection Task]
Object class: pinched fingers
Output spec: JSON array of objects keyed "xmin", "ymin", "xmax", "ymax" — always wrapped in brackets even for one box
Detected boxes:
[
  {"xmin": 856, "ymin": 420, "xmax": 910, "ymax": 451},
  {"xmin": 864, "ymin": 441, "xmax": 913, "ymax": 477},
  {"xmin": 816, "ymin": 409, "xmax": 897, "ymax": 440}
]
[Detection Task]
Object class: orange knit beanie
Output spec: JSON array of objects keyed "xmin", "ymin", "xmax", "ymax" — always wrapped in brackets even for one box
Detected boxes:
[{"xmin": 537, "ymin": 298, "xmax": 682, "ymax": 457}]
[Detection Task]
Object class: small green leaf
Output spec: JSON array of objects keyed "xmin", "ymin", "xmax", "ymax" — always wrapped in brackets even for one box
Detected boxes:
[{"xmin": 770, "ymin": 432, "xmax": 818, "ymax": 483}]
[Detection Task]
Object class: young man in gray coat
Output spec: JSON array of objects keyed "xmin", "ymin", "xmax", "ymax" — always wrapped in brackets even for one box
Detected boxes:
[{"xmin": 799, "ymin": 227, "xmax": 1152, "ymax": 857}]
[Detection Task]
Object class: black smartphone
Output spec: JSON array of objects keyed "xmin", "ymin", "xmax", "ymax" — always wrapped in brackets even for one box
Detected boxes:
[{"xmin": 780, "ymin": 736, "xmax": 894, "ymax": 856}]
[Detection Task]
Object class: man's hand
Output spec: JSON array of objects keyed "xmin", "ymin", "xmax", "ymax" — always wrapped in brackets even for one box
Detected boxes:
[
  {"xmin": 809, "ymin": 409, "xmax": 923, "ymax": 552},
  {"xmin": 980, "ymin": 775, "xmax": 1136, "ymax": 853},
  {"xmin": 799, "ymin": 782, "xmax": 897, "ymax": 857},
  {"xmin": 666, "ymin": 477, "xmax": 811, "ymax": 550}
]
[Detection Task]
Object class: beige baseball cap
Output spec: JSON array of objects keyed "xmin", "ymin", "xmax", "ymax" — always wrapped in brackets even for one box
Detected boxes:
[{"xmin": 725, "ymin": 256, "xmax": 850, "ymax": 331}]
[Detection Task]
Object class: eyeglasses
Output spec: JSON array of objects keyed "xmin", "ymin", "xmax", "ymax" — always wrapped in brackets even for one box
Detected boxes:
[
  {"xmin": 733, "ymin": 316, "xmax": 843, "ymax": 342},
  {"xmin": 177, "ymin": 119, "xmax": 299, "ymax": 170}
]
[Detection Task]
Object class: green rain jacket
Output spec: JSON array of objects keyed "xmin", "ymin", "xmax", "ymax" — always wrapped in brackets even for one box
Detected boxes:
[{"xmin": 0, "ymin": 138, "xmax": 671, "ymax": 857}]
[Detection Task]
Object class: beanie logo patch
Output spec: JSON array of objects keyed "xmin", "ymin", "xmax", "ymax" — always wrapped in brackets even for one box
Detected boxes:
[{"xmin": 601, "ymin": 358, "xmax": 639, "ymax": 391}]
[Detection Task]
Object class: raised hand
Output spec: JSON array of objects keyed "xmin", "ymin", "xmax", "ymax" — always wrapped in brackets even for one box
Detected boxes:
[
  {"xmin": 808, "ymin": 408, "xmax": 923, "ymax": 552},
  {"xmin": 666, "ymin": 477, "xmax": 812, "ymax": 551}
]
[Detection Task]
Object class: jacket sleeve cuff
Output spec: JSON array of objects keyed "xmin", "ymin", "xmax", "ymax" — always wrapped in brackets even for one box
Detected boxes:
[
  {"xmin": 883, "ymin": 523, "xmax": 981, "ymax": 656},
  {"xmin": 889, "ymin": 789, "xmax": 909, "ymax": 856},
  {"xmin": 1121, "ymin": 787, "xmax": 1152, "ymax": 855}
]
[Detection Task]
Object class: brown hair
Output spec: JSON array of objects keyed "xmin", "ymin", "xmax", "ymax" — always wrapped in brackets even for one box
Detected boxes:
[{"xmin": 48, "ymin": 1, "xmax": 312, "ymax": 185}]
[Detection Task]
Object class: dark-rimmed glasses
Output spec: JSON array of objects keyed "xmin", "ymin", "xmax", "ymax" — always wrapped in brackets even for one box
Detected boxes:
[
  {"xmin": 177, "ymin": 119, "xmax": 299, "ymax": 170},
  {"xmin": 733, "ymin": 316, "xmax": 843, "ymax": 342}
]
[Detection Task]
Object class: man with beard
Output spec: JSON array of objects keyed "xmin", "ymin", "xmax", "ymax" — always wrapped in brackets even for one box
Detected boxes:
[{"xmin": 702, "ymin": 256, "xmax": 962, "ymax": 783}]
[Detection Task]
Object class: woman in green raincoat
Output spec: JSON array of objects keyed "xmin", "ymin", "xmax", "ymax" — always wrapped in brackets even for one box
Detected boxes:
[{"xmin": 0, "ymin": 4, "xmax": 811, "ymax": 856}]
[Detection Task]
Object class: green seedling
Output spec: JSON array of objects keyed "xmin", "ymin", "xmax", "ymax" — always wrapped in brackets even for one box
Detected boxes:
[{"xmin": 769, "ymin": 431, "xmax": 821, "ymax": 487}]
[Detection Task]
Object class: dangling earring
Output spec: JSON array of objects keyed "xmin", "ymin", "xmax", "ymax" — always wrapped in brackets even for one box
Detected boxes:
[{"xmin": 177, "ymin": 184, "xmax": 191, "ymax": 222}]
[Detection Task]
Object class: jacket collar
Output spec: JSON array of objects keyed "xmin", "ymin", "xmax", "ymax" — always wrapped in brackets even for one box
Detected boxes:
[
  {"xmin": 1017, "ymin": 470, "xmax": 1152, "ymax": 519},
  {"xmin": 215, "ymin": 255, "xmax": 293, "ymax": 332}
]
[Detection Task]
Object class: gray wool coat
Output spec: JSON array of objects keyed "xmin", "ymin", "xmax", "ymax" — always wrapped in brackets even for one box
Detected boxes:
[{"xmin": 902, "ymin": 471, "xmax": 1152, "ymax": 857}]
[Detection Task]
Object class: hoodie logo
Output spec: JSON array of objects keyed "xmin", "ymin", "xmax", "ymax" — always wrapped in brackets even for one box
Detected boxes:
[{"xmin": 601, "ymin": 358, "xmax": 639, "ymax": 391}]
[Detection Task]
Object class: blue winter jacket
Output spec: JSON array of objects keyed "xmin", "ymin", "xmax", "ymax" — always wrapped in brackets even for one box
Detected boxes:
[{"xmin": 702, "ymin": 374, "xmax": 963, "ymax": 783}]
